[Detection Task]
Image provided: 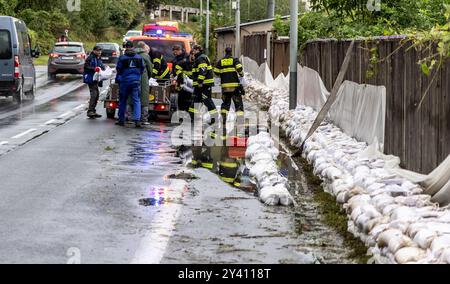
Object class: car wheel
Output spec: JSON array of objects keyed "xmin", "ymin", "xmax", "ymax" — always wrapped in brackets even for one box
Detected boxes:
[
  {"xmin": 13, "ymin": 82, "xmax": 24, "ymax": 104},
  {"xmin": 25, "ymin": 83, "xmax": 36, "ymax": 101},
  {"xmin": 106, "ymin": 108, "xmax": 116, "ymax": 119},
  {"xmin": 48, "ymin": 72, "xmax": 57, "ymax": 80},
  {"xmin": 148, "ymin": 111, "xmax": 157, "ymax": 122}
]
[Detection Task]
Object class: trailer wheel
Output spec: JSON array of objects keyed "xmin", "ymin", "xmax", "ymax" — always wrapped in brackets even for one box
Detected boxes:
[{"xmin": 106, "ymin": 108, "xmax": 116, "ymax": 119}]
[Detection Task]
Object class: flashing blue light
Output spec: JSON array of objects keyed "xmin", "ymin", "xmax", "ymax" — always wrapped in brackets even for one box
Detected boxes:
[{"xmin": 156, "ymin": 30, "xmax": 163, "ymax": 35}]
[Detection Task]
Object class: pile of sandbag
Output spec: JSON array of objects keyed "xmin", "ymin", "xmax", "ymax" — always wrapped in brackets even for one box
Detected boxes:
[
  {"xmin": 244, "ymin": 76, "xmax": 450, "ymax": 264},
  {"xmin": 245, "ymin": 132, "xmax": 295, "ymax": 206}
]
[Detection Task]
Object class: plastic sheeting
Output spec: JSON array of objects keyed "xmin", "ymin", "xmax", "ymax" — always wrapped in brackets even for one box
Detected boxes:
[
  {"xmin": 329, "ymin": 81, "xmax": 386, "ymax": 148},
  {"xmin": 297, "ymin": 65, "xmax": 330, "ymax": 111},
  {"xmin": 390, "ymin": 155, "xmax": 450, "ymax": 206},
  {"xmin": 242, "ymin": 56, "xmax": 386, "ymax": 147}
]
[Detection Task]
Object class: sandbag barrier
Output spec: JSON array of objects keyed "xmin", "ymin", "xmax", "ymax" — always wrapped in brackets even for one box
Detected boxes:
[
  {"xmin": 244, "ymin": 76, "xmax": 450, "ymax": 264},
  {"xmin": 245, "ymin": 132, "xmax": 295, "ymax": 206}
]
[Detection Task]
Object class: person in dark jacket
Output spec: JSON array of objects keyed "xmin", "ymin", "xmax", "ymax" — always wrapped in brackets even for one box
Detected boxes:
[
  {"xmin": 172, "ymin": 45, "xmax": 192, "ymax": 112},
  {"xmin": 83, "ymin": 45, "xmax": 106, "ymax": 118},
  {"xmin": 214, "ymin": 47, "xmax": 245, "ymax": 128},
  {"xmin": 115, "ymin": 41, "xmax": 145, "ymax": 128},
  {"xmin": 189, "ymin": 45, "xmax": 217, "ymax": 125},
  {"xmin": 149, "ymin": 48, "xmax": 170, "ymax": 80}
]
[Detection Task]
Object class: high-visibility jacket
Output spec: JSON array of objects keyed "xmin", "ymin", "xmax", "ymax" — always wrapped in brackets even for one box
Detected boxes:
[
  {"xmin": 150, "ymin": 50, "xmax": 170, "ymax": 79},
  {"xmin": 214, "ymin": 55, "xmax": 244, "ymax": 89},
  {"xmin": 192, "ymin": 53, "xmax": 214, "ymax": 87},
  {"xmin": 172, "ymin": 52, "xmax": 192, "ymax": 90}
]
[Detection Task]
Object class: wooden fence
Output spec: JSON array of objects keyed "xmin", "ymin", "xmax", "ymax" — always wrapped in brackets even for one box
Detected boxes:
[
  {"xmin": 243, "ymin": 34, "xmax": 290, "ymax": 77},
  {"xmin": 242, "ymin": 34, "xmax": 450, "ymax": 174}
]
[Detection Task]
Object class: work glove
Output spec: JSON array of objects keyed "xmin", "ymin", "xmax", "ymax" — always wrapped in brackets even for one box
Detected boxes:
[{"xmin": 239, "ymin": 77, "xmax": 247, "ymax": 88}]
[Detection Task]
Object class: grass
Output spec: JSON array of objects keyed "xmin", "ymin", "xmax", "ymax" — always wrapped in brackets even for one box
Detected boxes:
[
  {"xmin": 33, "ymin": 56, "xmax": 48, "ymax": 66},
  {"xmin": 296, "ymin": 157, "xmax": 371, "ymax": 264}
]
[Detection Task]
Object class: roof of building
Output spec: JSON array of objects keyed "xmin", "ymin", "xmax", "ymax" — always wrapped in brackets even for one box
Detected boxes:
[{"xmin": 214, "ymin": 15, "xmax": 290, "ymax": 33}]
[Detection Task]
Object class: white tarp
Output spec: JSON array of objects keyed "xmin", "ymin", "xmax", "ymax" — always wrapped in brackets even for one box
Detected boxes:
[
  {"xmin": 297, "ymin": 65, "xmax": 330, "ymax": 111},
  {"xmin": 390, "ymin": 155, "xmax": 450, "ymax": 205},
  {"xmin": 242, "ymin": 57, "xmax": 385, "ymax": 147},
  {"xmin": 329, "ymin": 81, "xmax": 386, "ymax": 148}
]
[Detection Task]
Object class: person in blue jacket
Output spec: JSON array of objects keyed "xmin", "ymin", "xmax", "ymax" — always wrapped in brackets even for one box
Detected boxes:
[
  {"xmin": 83, "ymin": 46, "xmax": 106, "ymax": 118},
  {"xmin": 115, "ymin": 41, "xmax": 145, "ymax": 128}
]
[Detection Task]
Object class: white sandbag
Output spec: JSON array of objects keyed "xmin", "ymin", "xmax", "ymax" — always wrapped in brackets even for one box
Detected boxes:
[
  {"xmin": 149, "ymin": 78, "xmax": 159, "ymax": 87},
  {"xmin": 93, "ymin": 66, "xmax": 113, "ymax": 81},
  {"xmin": 395, "ymin": 247, "xmax": 426, "ymax": 264},
  {"xmin": 413, "ymin": 229, "xmax": 436, "ymax": 249},
  {"xmin": 260, "ymin": 184, "xmax": 294, "ymax": 206}
]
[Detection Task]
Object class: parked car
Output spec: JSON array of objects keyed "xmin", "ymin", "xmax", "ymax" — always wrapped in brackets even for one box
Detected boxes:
[
  {"xmin": 47, "ymin": 42, "xmax": 86, "ymax": 79},
  {"xmin": 122, "ymin": 30, "xmax": 142, "ymax": 44},
  {"xmin": 0, "ymin": 16, "xmax": 40, "ymax": 103},
  {"xmin": 95, "ymin": 42, "xmax": 122, "ymax": 66}
]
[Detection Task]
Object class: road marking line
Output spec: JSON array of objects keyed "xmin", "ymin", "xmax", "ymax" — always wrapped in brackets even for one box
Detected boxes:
[
  {"xmin": 44, "ymin": 119, "xmax": 58, "ymax": 125},
  {"xmin": 131, "ymin": 180, "xmax": 186, "ymax": 264},
  {"xmin": 11, "ymin": 129, "xmax": 37, "ymax": 139},
  {"xmin": 58, "ymin": 111, "xmax": 73, "ymax": 119},
  {"xmin": 0, "ymin": 141, "xmax": 8, "ymax": 146},
  {"xmin": 73, "ymin": 104, "xmax": 86, "ymax": 111}
]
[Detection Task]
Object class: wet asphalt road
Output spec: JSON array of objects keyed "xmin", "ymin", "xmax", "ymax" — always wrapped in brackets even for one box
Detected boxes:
[{"xmin": 0, "ymin": 67, "xmax": 362, "ymax": 264}]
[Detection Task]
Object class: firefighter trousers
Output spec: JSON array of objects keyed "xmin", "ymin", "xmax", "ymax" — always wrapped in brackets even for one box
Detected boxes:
[
  {"xmin": 221, "ymin": 89, "xmax": 244, "ymax": 124},
  {"xmin": 189, "ymin": 85, "xmax": 218, "ymax": 122}
]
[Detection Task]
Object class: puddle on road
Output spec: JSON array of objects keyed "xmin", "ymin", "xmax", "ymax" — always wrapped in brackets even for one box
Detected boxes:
[
  {"xmin": 123, "ymin": 126, "xmax": 179, "ymax": 167},
  {"xmin": 124, "ymin": 118, "xmax": 368, "ymax": 263},
  {"xmin": 179, "ymin": 145, "xmax": 257, "ymax": 194}
]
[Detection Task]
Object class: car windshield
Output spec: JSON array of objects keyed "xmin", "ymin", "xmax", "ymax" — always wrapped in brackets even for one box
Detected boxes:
[
  {"xmin": 141, "ymin": 40, "xmax": 185, "ymax": 62},
  {"xmin": 53, "ymin": 45, "xmax": 82, "ymax": 54},
  {"xmin": 97, "ymin": 44, "xmax": 116, "ymax": 51},
  {"xmin": 0, "ymin": 30, "xmax": 12, "ymax": 59}
]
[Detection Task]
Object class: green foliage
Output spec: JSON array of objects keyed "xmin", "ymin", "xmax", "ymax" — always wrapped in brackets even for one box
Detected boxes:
[
  {"xmin": 273, "ymin": 0, "xmax": 448, "ymax": 49},
  {"xmin": 0, "ymin": 0, "xmax": 145, "ymax": 53}
]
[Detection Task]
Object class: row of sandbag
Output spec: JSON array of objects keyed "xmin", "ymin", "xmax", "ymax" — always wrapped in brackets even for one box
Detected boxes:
[
  {"xmin": 245, "ymin": 132, "xmax": 295, "ymax": 206},
  {"xmin": 244, "ymin": 77, "xmax": 450, "ymax": 264}
]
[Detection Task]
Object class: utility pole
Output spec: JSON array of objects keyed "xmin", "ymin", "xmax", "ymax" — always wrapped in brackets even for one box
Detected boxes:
[
  {"xmin": 289, "ymin": 0, "xmax": 298, "ymax": 110},
  {"xmin": 267, "ymin": 0, "xmax": 275, "ymax": 19},
  {"xmin": 235, "ymin": 0, "xmax": 241, "ymax": 57},
  {"xmin": 200, "ymin": 0, "xmax": 203, "ymax": 28},
  {"xmin": 206, "ymin": 0, "xmax": 210, "ymax": 55}
]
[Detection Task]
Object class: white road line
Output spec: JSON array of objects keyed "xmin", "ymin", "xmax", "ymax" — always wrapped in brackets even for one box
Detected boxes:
[
  {"xmin": 44, "ymin": 119, "xmax": 58, "ymax": 125},
  {"xmin": 0, "ymin": 141, "xmax": 8, "ymax": 146},
  {"xmin": 58, "ymin": 111, "xmax": 73, "ymax": 119},
  {"xmin": 11, "ymin": 129, "xmax": 37, "ymax": 139},
  {"xmin": 73, "ymin": 104, "xmax": 86, "ymax": 111},
  {"xmin": 131, "ymin": 180, "xmax": 186, "ymax": 264}
]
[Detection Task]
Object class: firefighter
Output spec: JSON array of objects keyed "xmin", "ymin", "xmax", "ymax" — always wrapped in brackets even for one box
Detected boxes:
[
  {"xmin": 214, "ymin": 47, "xmax": 245, "ymax": 129},
  {"xmin": 149, "ymin": 48, "xmax": 170, "ymax": 80},
  {"xmin": 172, "ymin": 45, "xmax": 192, "ymax": 112},
  {"xmin": 189, "ymin": 45, "xmax": 218, "ymax": 125}
]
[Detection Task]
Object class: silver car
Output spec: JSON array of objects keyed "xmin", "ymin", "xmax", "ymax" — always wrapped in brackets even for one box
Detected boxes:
[{"xmin": 47, "ymin": 42, "xmax": 86, "ymax": 79}]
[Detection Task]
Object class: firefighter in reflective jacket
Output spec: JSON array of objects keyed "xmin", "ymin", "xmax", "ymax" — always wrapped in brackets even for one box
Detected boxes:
[
  {"xmin": 189, "ymin": 45, "xmax": 218, "ymax": 124},
  {"xmin": 214, "ymin": 47, "xmax": 245, "ymax": 128},
  {"xmin": 149, "ymin": 48, "xmax": 170, "ymax": 80},
  {"xmin": 172, "ymin": 45, "xmax": 193, "ymax": 112}
]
